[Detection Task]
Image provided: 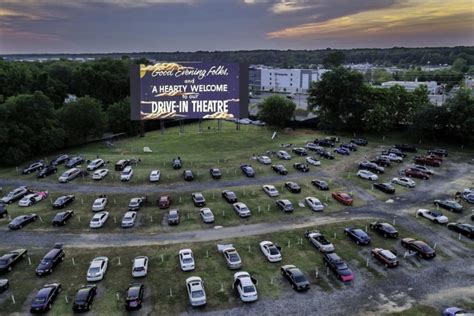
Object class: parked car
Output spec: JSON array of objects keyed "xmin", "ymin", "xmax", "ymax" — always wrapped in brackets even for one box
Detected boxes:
[
  {"xmin": 359, "ymin": 161, "xmax": 384, "ymax": 174},
  {"xmin": 414, "ymin": 155, "xmax": 441, "ymax": 167},
  {"xmin": 305, "ymin": 142, "xmax": 323, "ymax": 152},
  {"xmin": 382, "ymin": 148, "xmax": 406, "ymax": 157},
  {"xmin": 86, "ymin": 256, "xmax": 108, "ymax": 281},
  {"xmin": 23, "ymin": 160, "xmax": 45, "ymax": 174},
  {"xmin": 52, "ymin": 194, "xmax": 75, "ymax": 209},
  {"xmin": 233, "ymin": 272, "xmax": 258, "ymax": 302},
  {"xmin": 89, "ymin": 212, "xmax": 109, "ymax": 229},
  {"xmin": 209, "ymin": 168, "xmax": 221, "ymax": 179},
  {"xmin": 442, "ymin": 307, "xmax": 469, "ymax": 316},
  {"xmin": 380, "ymin": 153, "xmax": 403, "ymax": 163},
  {"xmin": 179, "ymin": 249, "xmax": 195, "ymax": 271},
  {"xmin": 128, "ymin": 196, "xmax": 145, "ymax": 211},
  {"xmin": 341, "ymin": 143, "xmax": 357, "ymax": 151},
  {"xmin": 9, "ymin": 214, "xmax": 38, "ymax": 230},
  {"xmin": 168, "ymin": 209, "xmax": 180, "ymax": 225},
  {"xmin": 315, "ymin": 139, "xmax": 335, "ymax": 147},
  {"xmin": 351, "ymin": 138, "xmax": 368, "ymax": 146},
  {"xmin": 30, "ymin": 283, "xmax": 61, "ymax": 313},
  {"xmin": 305, "ymin": 156, "xmax": 320, "ymax": 166},
  {"xmin": 172, "ymin": 157, "xmax": 182, "ymax": 169},
  {"xmin": 240, "ymin": 164, "xmax": 255, "ymax": 177},
  {"xmin": 72, "ymin": 284, "xmax": 97, "ymax": 312},
  {"xmin": 371, "ymin": 248, "xmax": 399, "ymax": 268},
  {"xmin": 280, "ymin": 265, "xmax": 310, "ymax": 291},
  {"xmin": 18, "ymin": 191, "xmax": 49, "ymax": 207},
  {"xmin": 411, "ymin": 165, "xmax": 434, "ymax": 175},
  {"xmin": 401, "ymin": 238, "xmax": 436, "ymax": 259},
  {"xmin": 121, "ymin": 211, "xmax": 137, "ymax": 228},
  {"xmin": 373, "ymin": 183, "xmax": 396, "ymax": 194},
  {"xmin": 37, "ymin": 165, "xmax": 57, "ymax": 178},
  {"xmin": 222, "ymin": 190, "xmax": 238, "ymax": 203},
  {"xmin": 257, "ymin": 155, "xmax": 272, "ymax": 165},
  {"xmin": 35, "ymin": 244, "xmax": 65, "ymax": 276},
  {"xmin": 323, "ymin": 252, "xmax": 354, "ymax": 282},
  {"xmin": 276, "ymin": 199, "xmax": 294, "ymax": 213},
  {"xmin": 311, "ymin": 179, "xmax": 329, "ymax": 190},
  {"xmin": 192, "ymin": 192, "xmax": 206, "ymax": 207},
  {"xmin": 58, "ymin": 167, "xmax": 82, "ymax": 183},
  {"xmin": 185, "ymin": 277, "xmax": 206, "ymax": 307},
  {"xmin": 416, "ymin": 209, "xmax": 448, "ymax": 224},
  {"xmin": 369, "ymin": 221, "xmax": 398, "ymax": 238},
  {"xmin": 115, "ymin": 159, "xmax": 131, "ymax": 171},
  {"xmin": 92, "ymin": 168, "xmax": 109, "ymax": 180},
  {"xmin": 125, "ymin": 283, "xmax": 144, "ymax": 311},
  {"xmin": 305, "ymin": 197, "xmax": 324, "ymax": 212},
  {"xmin": 372, "ymin": 156, "xmax": 391, "ymax": 167},
  {"xmin": 262, "ymin": 184, "xmax": 279, "ymax": 197},
  {"xmin": 0, "ymin": 204, "xmax": 8, "ymax": 219},
  {"xmin": 334, "ymin": 147, "xmax": 350, "ymax": 156},
  {"xmin": 292, "ymin": 147, "xmax": 308, "ymax": 156},
  {"xmin": 52, "ymin": 210, "xmax": 74, "ymax": 226},
  {"xmin": 391, "ymin": 177, "xmax": 416, "ymax": 188},
  {"xmin": 332, "ymin": 191, "xmax": 353, "ymax": 206},
  {"xmin": 232, "ymin": 202, "xmax": 251, "ymax": 218},
  {"xmin": 447, "ymin": 223, "xmax": 474, "ymax": 239},
  {"xmin": 221, "ymin": 247, "xmax": 242, "ymax": 269},
  {"xmin": 149, "ymin": 169, "xmax": 161, "ymax": 182},
  {"xmin": 92, "ymin": 195, "xmax": 108, "ymax": 212},
  {"xmin": 259, "ymin": 241, "xmax": 282, "ymax": 262},
  {"xmin": 276, "ymin": 150, "xmax": 291, "ymax": 160},
  {"xmin": 1, "ymin": 186, "xmax": 30, "ymax": 204},
  {"xmin": 271, "ymin": 164, "xmax": 288, "ymax": 175},
  {"xmin": 460, "ymin": 188, "xmax": 474, "ymax": 204},
  {"xmin": 403, "ymin": 168, "xmax": 430, "ymax": 180},
  {"xmin": 304, "ymin": 230, "xmax": 335, "ymax": 253},
  {"xmin": 394, "ymin": 144, "xmax": 417, "ymax": 152},
  {"xmin": 428, "ymin": 148, "xmax": 448, "ymax": 157},
  {"xmin": 284, "ymin": 181, "xmax": 301, "ymax": 193},
  {"xmin": 66, "ymin": 156, "xmax": 85, "ymax": 168},
  {"xmin": 87, "ymin": 159, "xmax": 105, "ymax": 171},
  {"xmin": 132, "ymin": 256, "xmax": 149, "ymax": 277},
  {"xmin": 50, "ymin": 154, "xmax": 69, "ymax": 166},
  {"xmin": 319, "ymin": 150, "xmax": 335, "ymax": 160},
  {"xmin": 200, "ymin": 208, "xmax": 215, "ymax": 223},
  {"xmin": 158, "ymin": 195, "xmax": 172, "ymax": 209},
  {"xmin": 344, "ymin": 227, "xmax": 371, "ymax": 245},
  {"xmin": 0, "ymin": 249, "xmax": 27, "ymax": 273},
  {"xmin": 434, "ymin": 199, "xmax": 463, "ymax": 213},
  {"xmin": 121, "ymin": 166, "xmax": 134, "ymax": 181},
  {"xmin": 183, "ymin": 169, "xmax": 194, "ymax": 181},
  {"xmin": 293, "ymin": 162, "xmax": 309, "ymax": 172},
  {"xmin": 357, "ymin": 170, "xmax": 378, "ymax": 181}
]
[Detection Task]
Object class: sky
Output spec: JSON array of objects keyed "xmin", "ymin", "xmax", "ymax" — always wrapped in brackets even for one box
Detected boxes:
[{"xmin": 0, "ymin": 0, "xmax": 473, "ymax": 54}]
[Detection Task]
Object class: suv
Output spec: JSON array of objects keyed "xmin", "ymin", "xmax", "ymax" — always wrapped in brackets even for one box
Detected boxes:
[
  {"xmin": 120, "ymin": 166, "xmax": 134, "ymax": 181},
  {"xmin": 115, "ymin": 159, "xmax": 130, "ymax": 171},
  {"xmin": 240, "ymin": 164, "xmax": 255, "ymax": 177},
  {"xmin": 87, "ymin": 159, "xmax": 105, "ymax": 171},
  {"xmin": 192, "ymin": 193, "xmax": 206, "ymax": 207},
  {"xmin": 359, "ymin": 161, "xmax": 384, "ymax": 174},
  {"xmin": 1, "ymin": 186, "xmax": 30, "ymax": 204},
  {"xmin": 58, "ymin": 168, "xmax": 82, "ymax": 183},
  {"xmin": 168, "ymin": 209, "xmax": 180, "ymax": 225},
  {"xmin": 22, "ymin": 160, "xmax": 45, "ymax": 174},
  {"xmin": 323, "ymin": 252, "xmax": 353, "ymax": 282},
  {"xmin": 35, "ymin": 244, "xmax": 65, "ymax": 276},
  {"xmin": 37, "ymin": 165, "xmax": 57, "ymax": 178},
  {"xmin": 276, "ymin": 199, "xmax": 294, "ymax": 212}
]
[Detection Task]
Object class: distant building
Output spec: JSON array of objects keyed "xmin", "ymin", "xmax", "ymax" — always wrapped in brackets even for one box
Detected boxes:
[{"xmin": 381, "ymin": 80, "xmax": 440, "ymax": 94}]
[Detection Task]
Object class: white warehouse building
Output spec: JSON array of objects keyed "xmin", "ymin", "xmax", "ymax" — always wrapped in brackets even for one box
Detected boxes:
[{"xmin": 381, "ymin": 80, "xmax": 440, "ymax": 94}]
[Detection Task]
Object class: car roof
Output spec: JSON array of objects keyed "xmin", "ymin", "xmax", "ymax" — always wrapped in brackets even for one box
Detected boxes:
[{"xmin": 380, "ymin": 250, "xmax": 396, "ymax": 259}]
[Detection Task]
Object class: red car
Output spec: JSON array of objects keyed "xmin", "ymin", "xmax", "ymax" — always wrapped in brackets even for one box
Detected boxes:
[
  {"xmin": 404, "ymin": 168, "xmax": 430, "ymax": 180},
  {"xmin": 332, "ymin": 191, "xmax": 353, "ymax": 206},
  {"xmin": 157, "ymin": 195, "xmax": 172, "ymax": 209},
  {"xmin": 413, "ymin": 156, "xmax": 441, "ymax": 167}
]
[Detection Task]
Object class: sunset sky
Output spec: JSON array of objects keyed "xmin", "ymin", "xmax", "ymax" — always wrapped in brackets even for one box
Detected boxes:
[{"xmin": 0, "ymin": 0, "xmax": 473, "ymax": 54}]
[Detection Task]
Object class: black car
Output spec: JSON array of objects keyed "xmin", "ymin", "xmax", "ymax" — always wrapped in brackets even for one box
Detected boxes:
[
  {"xmin": 50, "ymin": 154, "xmax": 69, "ymax": 166},
  {"xmin": 292, "ymin": 147, "xmax": 308, "ymax": 156},
  {"xmin": 0, "ymin": 204, "xmax": 8, "ymax": 219},
  {"xmin": 35, "ymin": 244, "xmax": 65, "ymax": 276},
  {"xmin": 434, "ymin": 199, "xmax": 463, "ymax": 213},
  {"xmin": 1, "ymin": 186, "xmax": 30, "ymax": 204},
  {"xmin": 280, "ymin": 265, "xmax": 310, "ymax": 291},
  {"xmin": 318, "ymin": 150, "xmax": 335, "ymax": 160},
  {"xmin": 210, "ymin": 168, "xmax": 221, "ymax": 179},
  {"xmin": 284, "ymin": 181, "xmax": 301, "ymax": 193},
  {"xmin": 192, "ymin": 193, "xmax": 206, "ymax": 207},
  {"xmin": 73, "ymin": 284, "xmax": 97, "ymax": 312},
  {"xmin": 394, "ymin": 144, "xmax": 417, "ymax": 152},
  {"xmin": 271, "ymin": 164, "xmax": 288, "ymax": 175},
  {"xmin": 30, "ymin": 283, "xmax": 61, "ymax": 314},
  {"xmin": 341, "ymin": 143, "xmax": 357, "ymax": 151},
  {"xmin": 351, "ymin": 138, "xmax": 368, "ymax": 146},
  {"xmin": 168, "ymin": 209, "xmax": 180, "ymax": 225},
  {"xmin": 373, "ymin": 183, "xmax": 396, "ymax": 194},
  {"xmin": 293, "ymin": 163, "xmax": 309, "ymax": 172},
  {"xmin": 183, "ymin": 170, "xmax": 194, "ymax": 181},
  {"xmin": 52, "ymin": 195, "xmax": 75, "ymax": 209},
  {"xmin": 359, "ymin": 161, "xmax": 384, "ymax": 174},
  {"xmin": 37, "ymin": 165, "xmax": 57, "ymax": 178},
  {"xmin": 382, "ymin": 148, "xmax": 407, "ymax": 158},
  {"xmin": 222, "ymin": 190, "xmax": 237, "ymax": 203},
  {"xmin": 447, "ymin": 223, "xmax": 474, "ymax": 239},
  {"xmin": 344, "ymin": 227, "xmax": 371, "ymax": 245},
  {"xmin": 0, "ymin": 279, "xmax": 8, "ymax": 293},
  {"xmin": 428, "ymin": 148, "xmax": 448, "ymax": 157},
  {"xmin": 172, "ymin": 157, "xmax": 182, "ymax": 169},
  {"xmin": 315, "ymin": 139, "xmax": 335, "ymax": 147},
  {"xmin": 65, "ymin": 156, "xmax": 85, "ymax": 168},
  {"xmin": 125, "ymin": 283, "xmax": 144, "ymax": 311},
  {"xmin": 8, "ymin": 214, "xmax": 38, "ymax": 230},
  {"xmin": 52, "ymin": 211, "xmax": 74, "ymax": 226},
  {"xmin": 115, "ymin": 159, "xmax": 131, "ymax": 171},
  {"xmin": 372, "ymin": 157, "xmax": 391, "ymax": 167},
  {"xmin": 369, "ymin": 222, "xmax": 398, "ymax": 238},
  {"xmin": 323, "ymin": 252, "xmax": 354, "ymax": 282},
  {"xmin": 311, "ymin": 179, "xmax": 329, "ymax": 190},
  {"xmin": 401, "ymin": 238, "xmax": 436, "ymax": 259},
  {"xmin": 240, "ymin": 164, "xmax": 255, "ymax": 177},
  {"xmin": 23, "ymin": 161, "xmax": 44, "ymax": 174},
  {"xmin": 0, "ymin": 249, "xmax": 27, "ymax": 273}
]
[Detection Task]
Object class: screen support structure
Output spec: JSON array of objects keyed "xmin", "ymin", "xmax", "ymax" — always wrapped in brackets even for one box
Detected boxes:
[
  {"xmin": 179, "ymin": 119, "xmax": 184, "ymax": 134},
  {"xmin": 160, "ymin": 119, "xmax": 165, "ymax": 135}
]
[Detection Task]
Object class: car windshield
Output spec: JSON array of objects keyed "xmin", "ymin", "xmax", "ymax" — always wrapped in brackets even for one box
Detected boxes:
[
  {"xmin": 294, "ymin": 275, "xmax": 306, "ymax": 283},
  {"xmin": 91, "ymin": 218, "xmax": 100, "ymax": 222},
  {"xmin": 41, "ymin": 258, "xmax": 52, "ymax": 264},
  {"xmin": 335, "ymin": 261, "xmax": 349, "ymax": 270},
  {"xmin": 89, "ymin": 267, "xmax": 100, "ymax": 274},
  {"xmin": 133, "ymin": 266, "xmax": 145, "ymax": 271},
  {"xmin": 75, "ymin": 290, "xmax": 89, "ymax": 301},
  {"xmin": 228, "ymin": 253, "xmax": 240, "ymax": 262},
  {"xmin": 169, "ymin": 213, "xmax": 178, "ymax": 219},
  {"xmin": 182, "ymin": 257, "xmax": 193, "ymax": 264},
  {"xmin": 192, "ymin": 290, "xmax": 204, "ymax": 298},
  {"xmin": 243, "ymin": 285, "xmax": 255, "ymax": 293},
  {"xmin": 33, "ymin": 296, "xmax": 47, "ymax": 304},
  {"xmin": 269, "ymin": 247, "xmax": 279, "ymax": 255},
  {"xmin": 127, "ymin": 287, "xmax": 140, "ymax": 299}
]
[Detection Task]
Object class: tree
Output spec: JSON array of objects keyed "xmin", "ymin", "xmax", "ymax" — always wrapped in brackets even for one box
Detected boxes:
[
  {"xmin": 107, "ymin": 97, "xmax": 140, "ymax": 135},
  {"xmin": 322, "ymin": 51, "xmax": 346, "ymax": 69},
  {"xmin": 257, "ymin": 95, "xmax": 296, "ymax": 127},
  {"xmin": 452, "ymin": 58, "xmax": 468, "ymax": 73}
]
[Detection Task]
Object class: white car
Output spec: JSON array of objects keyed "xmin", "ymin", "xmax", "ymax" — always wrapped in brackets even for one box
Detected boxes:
[
  {"xmin": 149, "ymin": 170, "xmax": 161, "ymax": 182},
  {"xmin": 18, "ymin": 192, "xmax": 48, "ymax": 207},
  {"xmin": 120, "ymin": 166, "xmax": 134, "ymax": 181},
  {"xmin": 391, "ymin": 177, "xmax": 416, "ymax": 188},
  {"xmin": 132, "ymin": 256, "xmax": 148, "ymax": 277},
  {"xmin": 305, "ymin": 196, "xmax": 324, "ymax": 212},
  {"xmin": 257, "ymin": 155, "xmax": 272, "ymax": 165},
  {"xmin": 179, "ymin": 249, "xmax": 195, "ymax": 271},
  {"xmin": 232, "ymin": 202, "xmax": 251, "ymax": 218},
  {"xmin": 128, "ymin": 197, "xmax": 145, "ymax": 211},
  {"xmin": 357, "ymin": 170, "xmax": 378, "ymax": 181},
  {"xmin": 200, "ymin": 208, "xmax": 215, "ymax": 223},
  {"xmin": 416, "ymin": 209, "xmax": 449, "ymax": 224},
  {"xmin": 86, "ymin": 256, "xmax": 108, "ymax": 281},
  {"xmin": 233, "ymin": 272, "xmax": 258, "ymax": 302},
  {"xmin": 381, "ymin": 153, "xmax": 403, "ymax": 163},
  {"xmin": 186, "ymin": 276, "xmax": 206, "ymax": 307},
  {"xmin": 58, "ymin": 168, "xmax": 82, "ymax": 183},
  {"xmin": 276, "ymin": 150, "xmax": 291, "ymax": 160},
  {"xmin": 305, "ymin": 231, "xmax": 335, "ymax": 253},
  {"xmin": 259, "ymin": 241, "xmax": 282, "ymax": 262},
  {"xmin": 121, "ymin": 211, "xmax": 137, "ymax": 228},
  {"xmin": 92, "ymin": 168, "xmax": 109, "ymax": 180},
  {"xmin": 305, "ymin": 156, "xmax": 321, "ymax": 166},
  {"xmin": 92, "ymin": 196, "xmax": 107, "ymax": 212},
  {"xmin": 262, "ymin": 184, "xmax": 279, "ymax": 197},
  {"xmin": 87, "ymin": 158, "xmax": 105, "ymax": 171},
  {"xmin": 89, "ymin": 212, "xmax": 109, "ymax": 228},
  {"xmin": 221, "ymin": 247, "xmax": 242, "ymax": 269}
]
